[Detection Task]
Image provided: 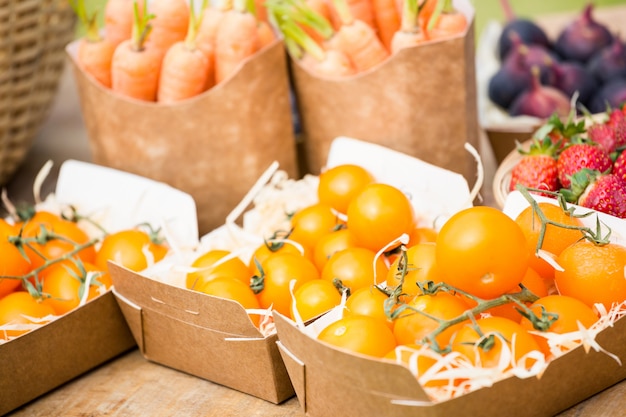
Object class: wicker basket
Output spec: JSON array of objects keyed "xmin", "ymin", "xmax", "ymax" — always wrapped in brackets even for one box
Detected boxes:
[{"xmin": 0, "ymin": 0, "xmax": 76, "ymax": 185}]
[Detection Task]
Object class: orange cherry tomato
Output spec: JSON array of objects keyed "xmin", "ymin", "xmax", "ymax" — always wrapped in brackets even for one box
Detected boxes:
[
  {"xmin": 291, "ymin": 279, "xmax": 343, "ymax": 322},
  {"xmin": 519, "ymin": 294, "xmax": 599, "ymax": 357},
  {"xmin": 249, "ymin": 239, "xmax": 306, "ymax": 275},
  {"xmin": 451, "ymin": 316, "xmax": 542, "ymax": 370},
  {"xmin": 41, "ymin": 259, "xmax": 110, "ymax": 315},
  {"xmin": 555, "ymin": 240, "xmax": 626, "ymax": 311},
  {"xmin": 0, "ymin": 240, "xmax": 31, "ymax": 298},
  {"xmin": 312, "ymin": 228, "xmax": 358, "ymax": 272},
  {"xmin": 486, "ymin": 267, "xmax": 548, "ymax": 322},
  {"xmin": 345, "ymin": 286, "xmax": 393, "ymax": 329},
  {"xmin": 95, "ymin": 228, "xmax": 168, "ymax": 272},
  {"xmin": 321, "ymin": 247, "xmax": 388, "ymax": 293},
  {"xmin": 515, "ymin": 202, "xmax": 585, "ymax": 279},
  {"xmin": 317, "ymin": 314, "xmax": 397, "ymax": 358},
  {"xmin": 186, "ymin": 249, "xmax": 251, "ymax": 290},
  {"xmin": 436, "ymin": 206, "xmax": 529, "ymax": 300},
  {"xmin": 317, "ymin": 164, "xmax": 375, "ymax": 214},
  {"xmin": 393, "ymin": 292, "xmax": 470, "ymax": 349},
  {"xmin": 0, "ymin": 291, "xmax": 56, "ymax": 340},
  {"xmin": 289, "ymin": 203, "xmax": 344, "ymax": 251},
  {"xmin": 254, "ymin": 252, "xmax": 319, "ymax": 318},
  {"xmin": 347, "ymin": 183, "xmax": 416, "ymax": 253},
  {"xmin": 386, "ymin": 243, "xmax": 443, "ymax": 298},
  {"xmin": 197, "ymin": 276, "xmax": 261, "ymax": 326},
  {"xmin": 22, "ymin": 216, "xmax": 97, "ymax": 270}
]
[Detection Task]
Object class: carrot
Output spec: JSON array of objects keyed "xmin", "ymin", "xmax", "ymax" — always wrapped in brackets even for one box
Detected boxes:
[
  {"xmin": 326, "ymin": 0, "xmax": 389, "ymax": 71},
  {"xmin": 327, "ymin": 0, "xmax": 376, "ymax": 30},
  {"xmin": 417, "ymin": 0, "xmax": 437, "ymax": 29},
  {"xmin": 390, "ymin": 0, "xmax": 428, "ymax": 53},
  {"xmin": 104, "ymin": 0, "xmax": 141, "ymax": 47},
  {"xmin": 111, "ymin": 1, "xmax": 162, "ymax": 101},
  {"xmin": 426, "ymin": 0, "xmax": 467, "ymax": 39},
  {"xmin": 158, "ymin": 0, "xmax": 212, "ymax": 103},
  {"xmin": 272, "ymin": 9, "xmax": 355, "ymax": 78},
  {"xmin": 214, "ymin": 0, "xmax": 260, "ymax": 83},
  {"xmin": 145, "ymin": 0, "xmax": 190, "ymax": 58},
  {"xmin": 71, "ymin": 0, "xmax": 116, "ymax": 88},
  {"xmin": 256, "ymin": 20, "xmax": 277, "ymax": 50},
  {"xmin": 371, "ymin": 0, "xmax": 401, "ymax": 51}
]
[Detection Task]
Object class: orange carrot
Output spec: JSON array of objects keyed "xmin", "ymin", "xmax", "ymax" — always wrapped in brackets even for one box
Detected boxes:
[
  {"xmin": 272, "ymin": 9, "xmax": 355, "ymax": 78},
  {"xmin": 145, "ymin": 0, "xmax": 190, "ymax": 58},
  {"xmin": 158, "ymin": 0, "xmax": 212, "ymax": 103},
  {"xmin": 371, "ymin": 0, "xmax": 401, "ymax": 51},
  {"xmin": 111, "ymin": 1, "xmax": 162, "ymax": 101},
  {"xmin": 390, "ymin": 0, "xmax": 428, "ymax": 53},
  {"xmin": 326, "ymin": 0, "xmax": 388, "ymax": 71},
  {"xmin": 214, "ymin": 0, "xmax": 260, "ymax": 83},
  {"xmin": 417, "ymin": 0, "xmax": 437, "ymax": 29},
  {"xmin": 426, "ymin": 0, "xmax": 467, "ymax": 39},
  {"xmin": 327, "ymin": 0, "xmax": 376, "ymax": 30},
  {"xmin": 104, "ymin": 0, "xmax": 140, "ymax": 46},
  {"xmin": 71, "ymin": 0, "xmax": 116, "ymax": 88},
  {"xmin": 256, "ymin": 20, "xmax": 277, "ymax": 50}
]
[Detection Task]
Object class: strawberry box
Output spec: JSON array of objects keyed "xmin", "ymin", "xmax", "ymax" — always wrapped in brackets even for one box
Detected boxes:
[
  {"xmin": 108, "ymin": 137, "xmax": 473, "ymax": 404},
  {"xmin": 0, "ymin": 160, "xmax": 197, "ymax": 416},
  {"xmin": 274, "ymin": 187, "xmax": 626, "ymax": 417}
]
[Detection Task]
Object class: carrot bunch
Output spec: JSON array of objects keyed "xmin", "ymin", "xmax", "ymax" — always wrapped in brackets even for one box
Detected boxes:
[
  {"xmin": 269, "ymin": 0, "xmax": 468, "ymax": 78},
  {"xmin": 74, "ymin": 0, "xmax": 277, "ymax": 103}
]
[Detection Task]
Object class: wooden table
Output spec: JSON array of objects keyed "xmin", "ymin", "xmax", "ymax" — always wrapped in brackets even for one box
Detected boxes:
[{"xmin": 4, "ymin": 65, "xmax": 626, "ymax": 417}]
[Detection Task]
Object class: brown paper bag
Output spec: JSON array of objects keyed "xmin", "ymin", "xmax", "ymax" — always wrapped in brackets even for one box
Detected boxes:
[
  {"xmin": 67, "ymin": 40, "xmax": 298, "ymax": 235},
  {"xmin": 291, "ymin": 1, "xmax": 479, "ymax": 183}
]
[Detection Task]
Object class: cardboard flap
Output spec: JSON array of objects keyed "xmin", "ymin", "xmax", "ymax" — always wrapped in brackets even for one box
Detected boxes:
[
  {"xmin": 109, "ymin": 262, "xmax": 261, "ymax": 338},
  {"xmin": 276, "ymin": 341, "xmax": 307, "ymax": 411},
  {"xmin": 112, "ymin": 286, "xmax": 146, "ymax": 352},
  {"xmin": 66, "ymin": 39, "xmax": 298, "ymax": 234},
  {"xmin": 273, "ymin": 312, "xmax": 432, "ymax": 403}
]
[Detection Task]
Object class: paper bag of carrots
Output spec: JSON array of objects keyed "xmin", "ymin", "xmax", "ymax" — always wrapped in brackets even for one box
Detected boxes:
[
  {"xmin": 66, "ymin": 0, "xmax": 298, "ymax": 234},
  {"xmin": 270, "ymin": 0, "xmax": 479, "ymax": 181}
]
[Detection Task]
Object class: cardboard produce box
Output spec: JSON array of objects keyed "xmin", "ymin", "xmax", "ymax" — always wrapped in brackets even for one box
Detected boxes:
[
  {"xmin": 291, "ymin": 0, "xmax": 479, "ymax": 184},
  {"xmin": 66, "ymin": 38, "xmax": 299, "ymax": 236},
  {"xmin": 478, "ymin": 4, "xmax": 626, "ymax": 164},
  {"xmin": 108, "ymin": 137, "xmax": 474, "ymax": 405},
  {"xmin": 0, "ymin": 160, "xmax": 197, "ymax": 416},
  {"xmin": 274, "ymin": 190, "xmax": 626, "ymax": 417}
]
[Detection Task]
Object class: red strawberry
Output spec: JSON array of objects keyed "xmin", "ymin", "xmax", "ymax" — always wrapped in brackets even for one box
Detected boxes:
[
  {"xmin": 561, "ymin": 169, "xmax": 626, "ymax": 218},
  {"xmin": 509, "ymin": 138, "xmax": 558, "ymax": 196},
  {"xmin": 606, "ymin": 109, "xmax": 626, "ymax": 148},
  {"xmin": 613, "ymin": 151, "xmax": 626, "ymax": 183},
  {"xmin": 556, "ymin": 142, "xmax": 612, "ymax": 188},
  {"xmin": 587, "ymin": 123, "xmax": 618, "ymax": 154}
]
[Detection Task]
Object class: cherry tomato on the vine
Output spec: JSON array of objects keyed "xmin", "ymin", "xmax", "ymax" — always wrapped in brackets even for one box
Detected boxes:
[
  {"xmin": 321, "ymin": 247, "xmax": 388, "ymax": 293},
  {"xmin": 95, "ymin": 228, "xmax": 167, "ymax": 272},
  {"xmin": 317, "ymin": 314, "xmax": 397, "ymax": 358},
  {"xmin": 186, "ymin": 249, "xmax": 251, "ymax": 290},
  {"xmin": 435, "ymin": 206, "xmax": 529, "ymax": 300},
  {"xmin": 347, "ymin": 183, "xmax": 416, "ymax": 253},
  {"xmin": 317, "ymin": 164, "xmax": 375, "ymax": 214},
  {"xmin": 0, "ymin": 291, "xmax": 56, "ymax": 339},
  {"xmin": 0, "ymin": 241, "xmax": 31, "ymax": 298},
  {"xmin": 291, "ymin": 279, "xmax": 342, "ymax": 322}
]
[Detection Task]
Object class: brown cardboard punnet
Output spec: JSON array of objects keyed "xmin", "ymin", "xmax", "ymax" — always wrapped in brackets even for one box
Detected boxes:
[
  {"xmin": 0, "ymin": 160, "xmax": 198, "ymax": 416},
  {"xmin": 274, "ymin": 311, "xmax": 626, "ymax": 417},
  {"xmin": 66, "ymin": 39, "xmax": 299, "ymax": 235},
  {"xmin": 0, "ymin": 291, "xmax": 135, "ymax": 416},
  {"xmin": 291, "ymin": 0, "xmax": 479, "ymax": 183},
  {"xmin": 109, "ymin": 262, "xmax": 295, "ymax": 404}
]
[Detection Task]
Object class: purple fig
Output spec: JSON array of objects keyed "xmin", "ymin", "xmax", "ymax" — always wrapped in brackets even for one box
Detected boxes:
[
  {"xmin": 508, "ymin": 67, "xmax": 572, "ymax": 118},
  {"xmin": 588, "ymin": 78, "xmax": 626, "ymax": 114},
  {"xmin": 587, "ymin": 36, "xmax": 626, "ymax": 83},
  {"xmin": 497, "ymin": 0, "xmax": 550, "ymax": 60},
  {"xmin": 552, "ymin": 61, "xmax": 598, "ymax": 107},
  {"xmin": 554, "ymin": 3, "xmax": 613, "ymax": 63}
]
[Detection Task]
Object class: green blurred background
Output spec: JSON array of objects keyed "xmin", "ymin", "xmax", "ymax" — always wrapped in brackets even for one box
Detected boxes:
[{"xmin": 82, "ymin": 0, "xmax": 626, "ymax": 37}]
